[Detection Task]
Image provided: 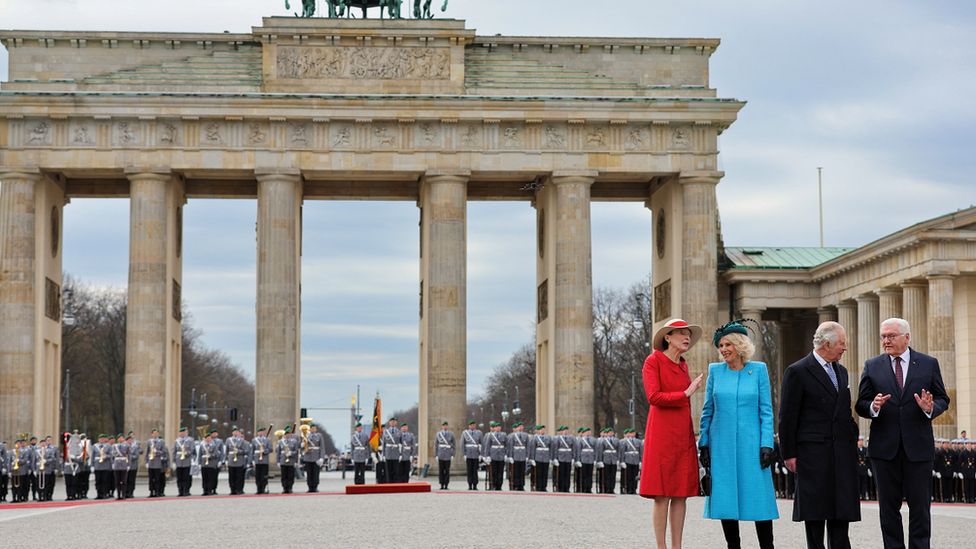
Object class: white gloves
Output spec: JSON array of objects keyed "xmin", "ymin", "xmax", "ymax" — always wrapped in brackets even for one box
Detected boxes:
[
  {"xmin": 867, "ymin": 470, "xmax": 872, "ymax": 477},
  {"xmin": 506, "ymin": 457, "xmax": 514, "ymax": 464},
  {"xmin": 316, "ymin": 458, "xmax": 323, "ymax": 467},
  {"xmin": 482, "ymin": 456, "xmax": 491, "ymax": 464},
  {"xmin": 596, "ymin": 462, "xmax": 604, "ymax": 469},
  {"xmin": 621, "ymin": 463, "xmax": 627, "ymax": 470},
  {"xmin": 528, "ymin": 459, "xmax": 536, "ymax": 467},
  {"xmin": 935, "ymin": 472, "xmax": 942, "ymax": 479}
]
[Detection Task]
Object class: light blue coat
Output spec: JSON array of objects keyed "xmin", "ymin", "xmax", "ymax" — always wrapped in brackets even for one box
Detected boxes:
[{"xmin": 699, "ymin": 361, "xmax": 779, "ymax": 521}]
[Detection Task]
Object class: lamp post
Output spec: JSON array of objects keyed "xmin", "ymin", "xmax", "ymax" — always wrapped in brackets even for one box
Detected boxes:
[
  {"xmin": 629, "ymin": 371, "xmax": 637, "ymax": 432},
  {"xmin": 513, "ymin": 386, "xmax": 521, "ymax": 418},
  {"xmin": 188, "ymin": 387, "xmax": 198, "ymax": 436},
  {"xmin": 501, "ymin": 390, "xmax": 510, "ymax": 429}
]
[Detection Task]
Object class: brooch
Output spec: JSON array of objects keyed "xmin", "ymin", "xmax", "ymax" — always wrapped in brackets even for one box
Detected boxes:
[{"xmin": 748, "ymin": 370, "xmax": 753, "ymax": 375}]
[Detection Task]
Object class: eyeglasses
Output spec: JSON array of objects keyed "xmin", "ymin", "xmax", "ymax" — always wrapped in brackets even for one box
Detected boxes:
[{"xmin": 879, "ymin": 333, "xmax": 905, "ymax": 341}]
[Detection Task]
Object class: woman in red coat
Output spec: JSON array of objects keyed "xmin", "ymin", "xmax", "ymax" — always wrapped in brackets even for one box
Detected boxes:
[{"xmin": 640, "ymin": 318, "xmax": 705, "ymax": 549}]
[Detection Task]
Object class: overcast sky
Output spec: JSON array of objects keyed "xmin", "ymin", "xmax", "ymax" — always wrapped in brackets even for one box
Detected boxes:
[{"xmin": 2, "ymin": 0, "xmax": 974, "ymax": 442}]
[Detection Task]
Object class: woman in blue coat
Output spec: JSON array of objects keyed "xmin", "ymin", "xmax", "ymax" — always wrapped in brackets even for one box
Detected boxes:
[{"xmin": 699, "ymin": 321, "xmax": 778, "ymax": 549}]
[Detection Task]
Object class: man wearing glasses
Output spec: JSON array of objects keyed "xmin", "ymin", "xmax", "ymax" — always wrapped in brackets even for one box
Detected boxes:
[{"xmin": 856, "ymin": 317, "xmax": 950, "ymax": 549}]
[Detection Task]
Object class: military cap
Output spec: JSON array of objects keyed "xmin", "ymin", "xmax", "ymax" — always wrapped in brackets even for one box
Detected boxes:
[
  {"xmin": 389, "ymin": 416, "xmax": 398, "ymax": 421},
  {"xmin": 356, "ymin": 422, "xmax": 364, "ymax": 427},
  {"xmin": 557, "ymin": 425, "xmax": 568, "ymax": 432},
  {"xmin": 513, "ymin": 421, "xmax": 522, "ymax": 427},
  {"xmin": 178, "ymin": 426, "xmax": 187, "ymax": 432},
  {"xmin": 400, "ymin": 423, "xmax": 409, "ymax": 428},
  {"xmin": 284, "ymin": 425, "xmax": 292, "ymax": 433},
  {"xmin": 468, "ymin": 420, "xmax": 477, "ymax": 425},
  {"xmin": 209, "ymin": 429, "xmax": 218, "ymax": 435},
  {"xmin": 441, "ymin": 421, "xmax": 449, "ymax": 426},
  {"xmin": 535, "ymin": 425, "xmax": 545, "ymax": 430}
]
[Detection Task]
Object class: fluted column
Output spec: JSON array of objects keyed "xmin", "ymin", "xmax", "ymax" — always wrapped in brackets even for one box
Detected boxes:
[
  {"xmin": 928, "ymin": 274, "xmax": 956, "ymax": 439},
  {"xmin": 255, "ymin": 172, "xmax": 302, "ymax": 438},
  {"xmin": 534, "ymin": 173, "xmax": 595, "ymax": 432},
  {"xmin": 877, "ymin": 288, "xmax": 902, "ymax": 326},
  {"xmin": 418, "ymin": 173, "xmax": 468, "ymax": 470},
  {"xmin": 836, "ymin": 300, "xmax": 858, "ymax": 375},
  {"xmin": 0, "ymin": 171, "xmax": 41, "ymax": 441},
  {"xmin": 900, "ymin": 281, "xmax": 928, "ymax": 353},
  {"xmin": 855, "ymin": 295, "xmax": 879, "ymax": 434},
  {"xmin": 125, "ymin": 171, "xmax": 182, "ymax": 441},
  {"xmin": 740, "ymin": 308, "xmax": 765, "ymax": 363},
  {"xmin": 817, "ymin": 306, "xmax": 837, "ymax": 324},
  {"xmin": 679, "ymin": 175, "xmax": 720, "ymax": 418}
]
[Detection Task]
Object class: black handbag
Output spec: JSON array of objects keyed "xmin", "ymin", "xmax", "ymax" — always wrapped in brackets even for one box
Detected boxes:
[{"xmin": 700, "ymin": 466, "xmax": 712, "ymax": 496}]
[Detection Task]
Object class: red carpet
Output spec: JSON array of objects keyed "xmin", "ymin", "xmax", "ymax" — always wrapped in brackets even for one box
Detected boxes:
[{"xmin": 345, "ymin": 482, "xmax": 431, "ymax": 495}]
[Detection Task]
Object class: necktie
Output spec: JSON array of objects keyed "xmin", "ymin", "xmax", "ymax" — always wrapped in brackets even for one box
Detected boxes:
[
  {"xmin": 894, "ymin": 356, "xmax": 904, "ymax": 392},
  {"xmin": 825, "ymin": 362, "xmax": 839, "ymax": 390}
]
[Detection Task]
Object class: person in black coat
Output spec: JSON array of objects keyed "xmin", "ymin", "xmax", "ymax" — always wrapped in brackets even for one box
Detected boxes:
[
  {"xmin": 855, "ymin": 317, "xmax": 949, "ymax": 549},
  {"xmin": 779, "ymin": 321, "xmax": 860, "ymax": 549}
]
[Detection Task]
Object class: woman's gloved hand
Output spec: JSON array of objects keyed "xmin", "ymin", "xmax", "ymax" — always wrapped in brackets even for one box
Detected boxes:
[
  {"xmin": 759, "ymin": 447, "xmax": 775, "ymax": 469},
  {"xmin": 698, "ymin": 446, "xmax": 710, "ymax": 468}
]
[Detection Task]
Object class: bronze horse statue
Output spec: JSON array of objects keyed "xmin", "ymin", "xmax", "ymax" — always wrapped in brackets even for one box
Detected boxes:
[{"xmin": 283, "ymin": 0, "xmax": 447, "ymax": 18}]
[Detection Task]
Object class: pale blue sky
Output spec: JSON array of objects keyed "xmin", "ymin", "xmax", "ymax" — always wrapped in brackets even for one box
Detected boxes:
[{"xmin": 2, "ymin": 0, "xmax": 974, "ymax": 441}]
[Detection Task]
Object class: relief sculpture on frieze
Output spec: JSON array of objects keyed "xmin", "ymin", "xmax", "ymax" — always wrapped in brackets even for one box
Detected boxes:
[{"xmin": 276, "ymin": 46, "xmax": 450, "ymax": 80}]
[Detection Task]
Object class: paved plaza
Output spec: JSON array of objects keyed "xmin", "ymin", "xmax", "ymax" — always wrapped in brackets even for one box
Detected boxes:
[{"xmin": 2, "ymin": 472, "xmax": 975, "ymax": 547}]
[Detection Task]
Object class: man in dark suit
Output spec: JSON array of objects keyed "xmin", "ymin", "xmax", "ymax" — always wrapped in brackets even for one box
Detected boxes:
[
  {"xmin": 780, "ymin": 321, "xmax": 860, "ymax": 549},
  {"xmin": 855, "ymin": 317, "xmax": 950, "ymax": 549}
]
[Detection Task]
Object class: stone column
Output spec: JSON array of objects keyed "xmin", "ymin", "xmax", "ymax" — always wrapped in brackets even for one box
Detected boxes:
[
  {"xmin": 255, "ymin": 172, "xmax": 302, "ymax": 438},
  {"xmin": 836, "ymin": 300, "xmax": 858, "ymax": 376},
  {"xmin": 877, "ymin": 287, "xmax": 902, "ymax": 329},
  {"xmin": 900, "ymin": 281, "xmax": 928, "ymax": 353},
  {"xmin": 125, "ymin": 171, "xmax": 182, "ymax": 441},
  {"xmin": 740, "ymin": 308, "xmax": 765, "ymax": 362},
  {"xmin": 0, "ymin": 171, "xmax": 41, "ymax": 440},
  {"xmin": 535, "ymin": 173, "xmax": 595, "ymax": 431},
  {"xmin": 928, "ymin": 274, "xmax": 956, "ymax": 439},
  {"xmin": 854, "ymin": 295, "xmax": 879, "ymax": 434},
  {"xmin": 679, "ymin": 174, "xmax": 720, "ymax": 418},
  {"xmin": 418, "ymin": 173, "xmax": 467, "ymax": 470},
  {"xmin": 817, "ymin": 306, "xmax": 837, "ymax": 324}
]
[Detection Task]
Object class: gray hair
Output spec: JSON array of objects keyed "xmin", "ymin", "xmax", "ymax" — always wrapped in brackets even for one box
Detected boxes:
[
  {"xmin": 881, "ymin": 317, "xmax": 911, "ymax": 336},
  {"xmin": 813, "ymin": 321, "xmax": 843, "ymax": 350}
]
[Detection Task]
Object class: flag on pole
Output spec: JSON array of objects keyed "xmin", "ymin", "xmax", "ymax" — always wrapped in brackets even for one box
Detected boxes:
[{"xmin": 368, "ymin": 392, "xmax": 382, "ymax": 451}]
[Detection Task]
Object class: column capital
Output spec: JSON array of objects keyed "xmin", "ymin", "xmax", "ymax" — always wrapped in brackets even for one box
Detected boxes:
[
  {"xmin": 926, "ymin": 272, "xmax": 957, "ymax": 281},
  {"xmin": 836, "ymin": 299, "xmax": 857, "ymax": 311},
  {"xmin": 550, "ymin": 170, "xmax": 597, "ymax": 185},
  {"xmin": 124, "ymin": 166, "xmax": 171, "ymax": 176},
  {"xmin": 423, "ymin": 171, "xmax": 470, "ymax": 185},
  {"xmin": 254, "ymin": 170, "xmax": 302, "ymax": 185},
  {"xmin": 899, "ymin": 279, "xmax": 928, "ymax": 289},
  {"xmin": 854, "ymin": 293, "xmax": 879, "ymax": 304},
  {"xmin": 816, "ymin": 306, "xmax": 836, "ymax": 314},
  {"xmin": 875, "ymin": 287, "xmax": 902, "ymax": 297},
  {"xmin": 0, "ymin": 169, "xmax": 43, "ymax": 182},
  {"xmin": 677, "ymin": 171, "xmax": 724, "ymax": 185}
]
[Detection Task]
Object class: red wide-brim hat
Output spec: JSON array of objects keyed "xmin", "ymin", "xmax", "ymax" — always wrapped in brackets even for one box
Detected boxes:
[{"xmin": 651, "ymin": 318, "xmax": 703, "ymax": 351}]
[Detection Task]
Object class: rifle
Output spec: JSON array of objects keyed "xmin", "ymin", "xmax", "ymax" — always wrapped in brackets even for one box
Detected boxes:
[
  {"xmin": 484, "ymin": 459, "xmax": 490, "ymax": 490},
  {"xmin": 507, "ymin": 461, "xmax": 513, "ymax": 491}
]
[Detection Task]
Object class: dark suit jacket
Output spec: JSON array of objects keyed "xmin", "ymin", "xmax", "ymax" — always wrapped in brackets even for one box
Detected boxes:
[
  {"xmin": 779, "ymin": 352, "xmax": 860, "ymax": 521},
  {"xmin": 855, "ymin": 348, "xmax": 949, "ymax": 462}
]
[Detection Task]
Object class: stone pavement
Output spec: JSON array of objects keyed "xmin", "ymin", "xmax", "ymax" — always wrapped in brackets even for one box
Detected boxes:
[{"xmin": 2, "ymin": 472, "xmax": 975, "ymax": 548}]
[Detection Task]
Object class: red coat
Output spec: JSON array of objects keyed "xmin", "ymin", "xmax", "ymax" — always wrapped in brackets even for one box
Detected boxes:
[{"xmin": 639, "ymin": 349, "xmax": 699, "ymax": 498}]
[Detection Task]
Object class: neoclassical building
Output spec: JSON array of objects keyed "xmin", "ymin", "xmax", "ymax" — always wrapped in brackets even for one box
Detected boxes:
[
  {"xmin": 0, "ymin": 16, "xmax": 741, "ymax": 468},
  {"xmin": 723, "ymin": 206, "xmax": 976, "ymax": 438}
]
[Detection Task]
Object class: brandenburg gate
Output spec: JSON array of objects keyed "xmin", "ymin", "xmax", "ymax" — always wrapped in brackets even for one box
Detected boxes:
[{"xmin": 0, "ymin": 17, "xmax": 743, "ymax": 467}]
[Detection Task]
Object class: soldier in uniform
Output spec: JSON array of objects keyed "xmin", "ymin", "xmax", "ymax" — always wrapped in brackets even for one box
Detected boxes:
[
  {"xmin": 0, "ymin": 440, "xmax": 7, "ymax": 502},
  {"xmin": 553, "ymin": 425, "xmax": 574, "ymax": 493},
  {"xmin": 111, "ymin": 434, "xmax": 130, "ymax": 500},
  {"xmin": 506, "ymin": 421, "xmax": 529, "ymax": 491},
  {"xmin": 11, "ymin": 438, "xmax": 32, "ymax": 502},
  {"xmin": 935, "ymin": 438, "xmax": 952, "ymax": 502},
  {"xmin": 33, "ymin": 437, "xmax": 57, "ymax": 502},
  {"xmin": 620, "ymin": 428, "xmax": 643, "ymax": 495},
  {"xmin": 952, "ymin": 438, "xmax": 966, "ymax": 503},
  {"xmin": 573, "ymin": 426, "xmax": 596, "ymax": 493},
  {"xmin": 963, "ymin": 439, "xmax": 976, "ymax": 504},
  {"xmin": 433, "ymin": 421, "xmax": 456, "ymax": 490},
  {"xmin": 856, "ymin": 436, "xmax": 870, "ymax": 500},
  {"xmin": 399, "ymin": 423, "xmax": 416, "ymax": 482},
  {"xmin": 124, "ymin": 432, "xmax": 141, "ymax": 498},
  {"xmin": 380, "ymin": 417, "xmax": 402, "ymax": 484},
  {"xmin": 61, "ymin": 433, "xmax": 78, "ymax": 501},
  {"xmin": 301, "ymin": 420, "xmax": 324, "ymax": 493},
  {"xmin": 251, "ymin": 426, "xmax": 273, "ymax": 494},
  {"xmin": 27, "ymin": 436, "xmax": 38, "ymax": 501},
  {"xmin": 172, "ymin": 426, "xmax": 194, "ymax": 496},
  {"xmin": 527, "ymin": 425, "xmax": 552, "ymax": 492},
  {"xmin": 199, "ymin": 430, "xmax": 221, "ymax": 496},
  {"xmin": 461, "ymin": 420, "xmax": 483, "ymax": 490},
  {"xmin": 76, "ymin": 434, "xmax": 92, "ymax": 499},
  {"xmin": 91, "ymin": 434, "xmax": 111, "ymax": 499},
  {"xmin": 225, "ymin": 426, "xmax": 248, "ymax": 495},
  {"xmin": 480, "ymin": 421, "xmax": 506, "ymax": 490},
  {"xmin": 277, "ymin": 426, "xmax": 300, "ymax": 494},
  {"xmin": 144, "ymin": 428, "xmax": 169, "ymax": 497},
  {"xmin": 598, "ymin": 427, "xmax": 621, "ymax": 494},
  {"xmin": 350, "ymin": 423, "xmax": 371, "ymax": 486}
]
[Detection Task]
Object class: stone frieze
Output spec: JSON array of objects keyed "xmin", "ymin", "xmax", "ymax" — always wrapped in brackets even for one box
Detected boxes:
[{"xmin": 276, "ymin": 46, "xmax": 451, "ymax": 80}]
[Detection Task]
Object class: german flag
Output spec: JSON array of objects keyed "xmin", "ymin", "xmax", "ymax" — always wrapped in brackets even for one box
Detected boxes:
[{"xmin": 368, "ymin": 392, "xmax": 382, "ymax": 451}]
